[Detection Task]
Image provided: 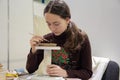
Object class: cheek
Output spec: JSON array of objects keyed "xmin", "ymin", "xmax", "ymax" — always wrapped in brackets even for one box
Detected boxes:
[
  {"xmin": 61, "ymin": 24, "xmax": 68, "ymax": 31},
  {"xmin": 58, "ymin": 26, "xmax": 67, "ymax": 34}
]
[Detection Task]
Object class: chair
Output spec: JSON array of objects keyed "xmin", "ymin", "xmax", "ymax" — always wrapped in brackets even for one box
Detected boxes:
[
  {"xmin": 102, "ymin": 61, "xmax": 119, "ymax": 80},
  {"xmin": 91, "ymin": 57, "xmax": 119, "ymax": 80}
]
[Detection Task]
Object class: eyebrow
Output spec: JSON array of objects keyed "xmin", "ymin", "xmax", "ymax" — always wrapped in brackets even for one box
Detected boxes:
[
  {"xmin": 46, "ymin": 21, "xmax": 59, "ymax": 24},
  {"xmin": 53, "ymin": 21, "xmax": 59, "ymax": 24}
]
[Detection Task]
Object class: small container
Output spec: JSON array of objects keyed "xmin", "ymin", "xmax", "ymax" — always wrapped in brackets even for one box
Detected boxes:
[{"xmin": 0, "ymin": 65, "xmax": 7, "ymax": 80}]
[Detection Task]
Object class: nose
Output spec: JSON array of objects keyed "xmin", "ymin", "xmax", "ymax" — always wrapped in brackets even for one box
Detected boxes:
[
  {"xmin": 51, "ymin": 27, "xmax": 56, "ymax": 32},
  {"xmin": 49, "ymin": 25, "xmax": 56, "ymax": 32}
]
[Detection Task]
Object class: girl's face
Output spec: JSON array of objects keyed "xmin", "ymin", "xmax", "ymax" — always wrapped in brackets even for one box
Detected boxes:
[{"xmin": 44, "ymin": 13, "xmax": 70, "ymax": 36}]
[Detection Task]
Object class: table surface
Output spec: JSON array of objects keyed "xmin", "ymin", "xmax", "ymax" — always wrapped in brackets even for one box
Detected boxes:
[{"xmin": 17, "ymin": 74, "xmax": 81, "ymax": 80}]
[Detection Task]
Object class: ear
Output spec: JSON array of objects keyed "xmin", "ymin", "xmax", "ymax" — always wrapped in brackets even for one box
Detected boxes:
[{"xmin": 65, "ymin": 17, "xmax": 70, "ymax": 24}]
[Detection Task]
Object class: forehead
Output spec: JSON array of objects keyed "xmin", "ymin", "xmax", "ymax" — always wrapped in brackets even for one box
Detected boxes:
[{"xmin": 44, "ymin": 13, "xmax": 63, "ymax": 23}]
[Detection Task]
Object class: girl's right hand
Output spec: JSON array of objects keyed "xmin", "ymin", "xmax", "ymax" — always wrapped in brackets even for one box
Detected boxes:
[{"xmin": 30, "ymin": 35, "xmax": 45, "ymax": 53}]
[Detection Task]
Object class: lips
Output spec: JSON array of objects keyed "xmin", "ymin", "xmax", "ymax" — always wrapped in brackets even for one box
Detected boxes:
[{"xmin": 53, "ymin": 32, "xmax": 60, "ymax": 35}]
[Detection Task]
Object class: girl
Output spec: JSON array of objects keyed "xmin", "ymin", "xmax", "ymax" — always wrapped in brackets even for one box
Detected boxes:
[{"xmin": 26, "ymin": 0, "xmax": 93, "ymax": 79}]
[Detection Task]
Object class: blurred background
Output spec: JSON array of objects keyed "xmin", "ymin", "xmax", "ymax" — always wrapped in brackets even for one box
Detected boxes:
[{"xmin": 0, "ymin": 0, "xmax": 120, "ymax": 78}]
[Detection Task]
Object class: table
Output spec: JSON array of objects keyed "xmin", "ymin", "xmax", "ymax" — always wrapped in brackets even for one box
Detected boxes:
[{"xmin": 17, "ymin": 74, "xmax": 81, "ymax": 80}]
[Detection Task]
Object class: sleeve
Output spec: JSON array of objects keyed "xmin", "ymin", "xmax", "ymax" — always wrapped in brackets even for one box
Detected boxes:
[
  {"xmin": 66, "ymin": 34, "xmax": 93, "ymax": 79},
  {"xmin": 26, "ymin": 49, "xmax": 44, "ymax": 73}
]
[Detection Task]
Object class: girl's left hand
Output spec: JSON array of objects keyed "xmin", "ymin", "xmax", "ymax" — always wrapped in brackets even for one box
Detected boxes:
[{"xmin": 46, "ymin": 64, "xmax": 68, "ymax": 77}]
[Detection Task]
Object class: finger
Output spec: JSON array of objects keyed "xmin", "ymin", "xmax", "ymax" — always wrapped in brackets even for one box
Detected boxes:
[
  {"xmin": 47, "ymin": 70, "xmax": 58, "ymax": 76},
  {"xmin": 49, "ymin": 73, "xmax": 59, "ymax": 77},
  {"xmin": 30, "ymin": 40, "xmax": 40, "ymax": 48},
  {"xmin": 47, "ymin": 64, "xmax": 59, "ymax": 68},
  {"xmin": 30, "ymin": 39, "xmax": 38, "ymax": 45},
  {"xmin": 47, "ymin": 67, "xmax": 61, "ymax": 76},
  {"xmin": 47, "ymin": 68, "xmax": 58, "ymax": 73},
  {"xmin": 30, "ymin": 37, "xmax": 43, "ymax": 44}
]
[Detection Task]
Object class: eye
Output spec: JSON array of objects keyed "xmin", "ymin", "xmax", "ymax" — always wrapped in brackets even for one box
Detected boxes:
[{"xmin": 53, "ymin": 23, "xmax": 60, "ymax": 26}]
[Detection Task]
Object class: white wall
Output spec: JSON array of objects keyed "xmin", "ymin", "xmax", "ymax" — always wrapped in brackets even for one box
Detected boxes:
[
  {"xmin": 0, "ymin": 0, "xmax": 9, "ymax": 68},
  {"xmin": 0, "ymin": 0, "xmax": 33, "ymax": 70},
  {"xmin": 65, "ymin": 0, "xmax": 120, "ymax": 66},
  {"xmin": 9, "ymin": 0, "xmax": 33, "ymax": 70},
  {"xmin": 33, "ymin": 1, "xmax": 51, "ymax": 36}
]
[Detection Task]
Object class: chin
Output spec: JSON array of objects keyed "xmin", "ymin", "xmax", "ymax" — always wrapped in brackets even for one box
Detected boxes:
[{"xmin": 54, "ymin": 33, "xmax": 61, "ymax": 36}]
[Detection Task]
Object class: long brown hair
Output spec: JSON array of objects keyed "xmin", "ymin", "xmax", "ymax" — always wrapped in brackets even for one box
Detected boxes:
[
  {"xmin": 64, "ymin": 21, "xmax": 85, "ymax": 53},
  {"xmin": 44, "ymin": 0, "xmax": 71, "ymax": 19},
  {"xmin": 44, "ymin": 0, "xmax": 85, "ymax": 53}
]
